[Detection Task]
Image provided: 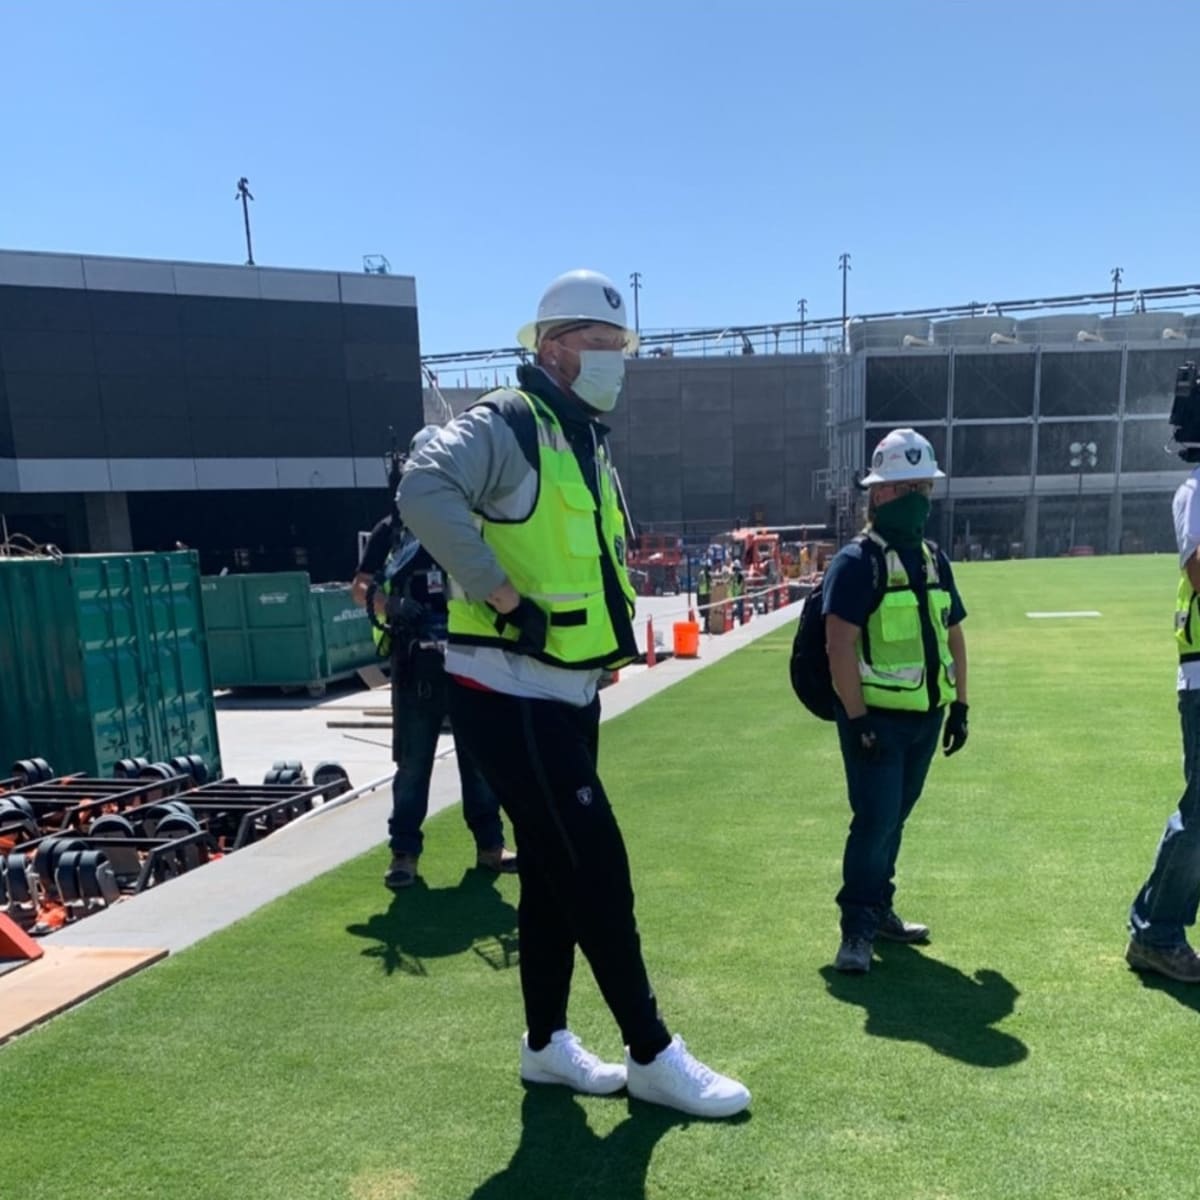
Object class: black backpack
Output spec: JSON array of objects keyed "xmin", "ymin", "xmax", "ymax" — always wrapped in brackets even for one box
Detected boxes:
[{"xmin": 789, "ymin": 535, "xmax": 886, "ymax": 721}]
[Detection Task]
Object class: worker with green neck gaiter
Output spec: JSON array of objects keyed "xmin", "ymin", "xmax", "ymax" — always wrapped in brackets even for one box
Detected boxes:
[
  {"xmin": 869, "ymin": 488, "xmax": 932, "ymax": 548},
  {"xmin": 821, "ymin": 427, "xmax": 971, "ymax": 975}
]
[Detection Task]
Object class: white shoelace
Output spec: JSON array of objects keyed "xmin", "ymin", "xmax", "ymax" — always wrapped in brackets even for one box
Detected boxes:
[
  {"xmin": 668, "ymin": 1038, "xmax": 716, "ymax": 1087},
  {"xmin": 558, "ymin": 1032, "xmax": 601, "ymax": 1074}
]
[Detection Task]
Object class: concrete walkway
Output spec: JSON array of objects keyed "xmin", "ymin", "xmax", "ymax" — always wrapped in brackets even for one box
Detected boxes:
[{"xmin": 48, "ymin": 602, "xmax": 800, "ymax": 955}]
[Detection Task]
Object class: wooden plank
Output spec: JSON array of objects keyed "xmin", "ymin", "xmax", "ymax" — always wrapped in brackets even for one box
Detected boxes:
[
  {"xmin": 355, "ymin": 665, "xmax": 389, "ymax": 690},
  {"xmin": 0, "ymin": 945, "xmax": 167, "ymax": 1045}
]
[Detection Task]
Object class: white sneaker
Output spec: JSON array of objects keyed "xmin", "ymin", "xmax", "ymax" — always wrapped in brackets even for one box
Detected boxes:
[
  {"xmin": 520, "ymin": 1030, "xmax": 627, "ymax": 1095},
  {"xmin": 625, "ymin": 1035, "xmax": 751, "ymax": 1118}
]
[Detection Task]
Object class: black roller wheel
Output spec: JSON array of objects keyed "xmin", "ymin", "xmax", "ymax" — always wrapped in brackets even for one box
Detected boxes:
[
  {"xmin": 5, "ymin": 796, "xmax": 36, "ymax": 823},
  {"xmin": 34, "ymin": 838, "xmax": 63, "ymax": 891},
  {"xmin": 55, "ymin": 850, "xmax": 84, "ymax": 904},
  {"xmin": 184, "ymin": 755, "xmax": 210, "ymax": 785},
  {"xmin": 312, "ymin": 762, "xmax": 351, "ymax": 796},
  {"xmin": 5, "ymin": 851, "xmax": 32, "ymax": 906},
  {"xmin": 77, "ymin": 850, "xmax": 120, "ymax": 904},
  {"xmin": 89, "ymin": 813, "xmax": 137, "ymax": 840},
  {"xmin": 156, "ymin": 812, "xmax": 202, "ymax": 840},
  {"xmin": 46, "ymin": 838, "xmax": 86, "ymax": 896},
  {"xmin": 14, "ymin": 758, "xmax": 53, "ymax": 785},
  {"xmin": 0, "ymin": 801, "xmax": 39, "ymax": 847}
]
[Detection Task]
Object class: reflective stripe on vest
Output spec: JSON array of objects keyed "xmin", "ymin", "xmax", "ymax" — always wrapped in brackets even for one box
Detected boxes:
[
  {"xmin": 857, "ymin": 530, "xmax": 957, "ymax": 712},
  {"xmin": 1177, "ymin": 573, "xmax": 1200, "ymax": 662},
  {"xmin": 447, "ymin": 390, "xmax": 638, "ymax": 671}
]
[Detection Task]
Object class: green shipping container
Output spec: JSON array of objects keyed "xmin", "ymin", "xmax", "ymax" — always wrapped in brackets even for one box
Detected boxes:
[
  {"xmin": 0, "ymin": 552, "xmax": 222, "ymax": 779},
  {"xmin": 201, "ymin": 573, "xmax": 377, "ymax": 695}
]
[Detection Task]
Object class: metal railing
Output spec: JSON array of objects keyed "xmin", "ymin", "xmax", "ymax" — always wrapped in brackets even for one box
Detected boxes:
[{"xmin": 421, "ymin": 282, "xmax": 1200, "ymax": 373}]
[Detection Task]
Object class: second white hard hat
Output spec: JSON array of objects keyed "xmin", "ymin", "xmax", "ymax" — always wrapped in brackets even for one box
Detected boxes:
[
  {"xmin": 860, "ymin": 428, "xmax": 946, "ymax": 485},
  {"xmin": 517, "ymin": 269, "xmax": 639, "ymax": 352}
]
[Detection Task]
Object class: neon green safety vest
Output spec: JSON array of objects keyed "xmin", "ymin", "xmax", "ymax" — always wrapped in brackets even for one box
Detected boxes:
[
  {"xmin": 1176, "ymin": 572, "xmax": 1200, "ymax": 662},
  {"xmin": 447, "ymin": 390, "xmax": 638, "ymax": 671},
  {"xmin": 857, "ymin": 530, "xmax": 957, "ymax": 713},
  {"xmin": 371, "ymin": 582, "xmax": 389, "ymax": 656}
]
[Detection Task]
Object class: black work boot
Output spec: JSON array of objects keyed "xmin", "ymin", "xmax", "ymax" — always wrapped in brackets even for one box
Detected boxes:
[
  {"xmin": 384, "ymin": 853, "xmax": 419, "ymax": 890},
  {"xmin": 876, "ymin": 910, "xmax": 930, "ymax": 944}
]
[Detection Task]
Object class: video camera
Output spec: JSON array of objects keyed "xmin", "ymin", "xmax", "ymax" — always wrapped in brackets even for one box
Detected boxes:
[{"xmin": 1171, "ymin": 362, "xmax": 1200, "ymax": 462}]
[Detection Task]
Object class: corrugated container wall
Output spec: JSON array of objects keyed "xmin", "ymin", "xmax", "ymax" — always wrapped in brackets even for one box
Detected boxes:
[
  {"xmin": 201, "ymin": 572, "xmax": 376, "ymax": 693},
  {"xmin": 0, "ymin": 551, "xmax": 221, "ymax": 777}
]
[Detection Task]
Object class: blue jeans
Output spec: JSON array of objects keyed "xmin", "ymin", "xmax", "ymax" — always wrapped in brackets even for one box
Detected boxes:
[
  {"xmin": 389, "ymin": 650, "xmax": 505, "ymax": 858},
  {"xmin": 1129, "ymin": 690, "xmax": 1200, "ymax": 947},
  {"xmin": 834, "ymin": 705, "xmax": 944, "ymax": 940}
]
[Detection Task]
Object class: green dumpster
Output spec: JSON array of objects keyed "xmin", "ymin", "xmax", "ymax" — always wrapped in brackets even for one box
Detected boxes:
[
  {"xmin": 0, "ymin": 551, "xmax": 222, "ymax": 779},
  {"xmin": 201, "ymin": 573, "xmax": 377, "ymax": 695}
]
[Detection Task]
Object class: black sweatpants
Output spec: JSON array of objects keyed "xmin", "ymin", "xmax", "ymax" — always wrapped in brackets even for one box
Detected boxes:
[{"xmin": 448, "ymin": 680, "xmax": 670, "ymax": 1056}]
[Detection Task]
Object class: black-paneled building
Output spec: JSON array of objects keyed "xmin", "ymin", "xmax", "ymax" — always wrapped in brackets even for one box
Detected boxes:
[
  {"xmin": 826, "ymin": 312, "xmax": 1195, "ymax": 556},
  {"xmin": 0, "ymin": 250, "xmax": 422, "ymax": 580}
]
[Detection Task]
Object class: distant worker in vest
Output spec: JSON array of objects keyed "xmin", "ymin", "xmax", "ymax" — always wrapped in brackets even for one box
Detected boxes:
[
  {"xmin": 696, "ymin": 561, "xmax": 712, "ymax": 628},
  {"xmin": 398, "ymin": 270, "xmax": 750, "ymax": 1118},
  {"xmin": 1127, "ymin": 361, "xmax": 1200, "ymax": 983},
  {"xmin": 823, "ymin": 428, "xmax": 970, "ymax": 973},
  {"xmin": 353, "ymin": 426, "xmax": 515, "ymax": 891},
  {"xmin": 730, "ymin": 561, "xmax": 745, "ymax": 625}
]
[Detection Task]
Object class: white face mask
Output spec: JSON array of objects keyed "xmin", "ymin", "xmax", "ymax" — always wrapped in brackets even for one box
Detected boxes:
[{"xmin": 570, "ymin": 350, "xmax": 625, "ymax": 413}]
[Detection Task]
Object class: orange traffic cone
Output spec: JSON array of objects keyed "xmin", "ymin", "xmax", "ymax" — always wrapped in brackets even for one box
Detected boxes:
[{"xmin": 645, "ymin": 617, "xmax": 657, "ymax": 667}]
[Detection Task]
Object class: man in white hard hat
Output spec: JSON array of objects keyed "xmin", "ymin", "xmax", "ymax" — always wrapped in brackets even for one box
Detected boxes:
[
  {"xmin": 353, "ymin": 424, "xmax": 516, "ymax": 889},
  {"xmin": 822, "ymin": 428, "xmax": 970, "ymax": 974},
  {"xmin": 399, "ymin": 270, "xmax": 750, "ymax": 1119}
]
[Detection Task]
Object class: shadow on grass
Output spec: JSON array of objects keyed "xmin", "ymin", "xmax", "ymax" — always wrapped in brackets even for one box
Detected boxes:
[
  {"xmin": 819, "ymin": 942, "xmax": 1028, "ymax": 1067},
  {"xmin": 471, "ymin": 1087, "xmax": 711, "ymax": 1199},
  {"xmin": 345, "ymin": 867, "xmax": 517, "ymax": 976},
  {"xmin": 1134, "ymin": 970, "xmax": 1200, "ymax": 1012}
]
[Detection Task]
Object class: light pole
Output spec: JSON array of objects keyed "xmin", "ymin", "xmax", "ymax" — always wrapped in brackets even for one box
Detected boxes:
[
  {"xmin": 235, "ymin": 177, "xmax": 255, "ymax": 266},
  {"xmin": 797, "ymin": 298, "xmax": 807, "ymax": 352},
  {"xmin": 838, "ymin": 253, "xmax": 851, "ymax": 352},
  {"xmin": 1068, "ymin": 440, "xmax": 1098, "ymax": 550}
]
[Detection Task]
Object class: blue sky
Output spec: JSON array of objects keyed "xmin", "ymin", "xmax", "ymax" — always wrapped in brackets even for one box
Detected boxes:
[{"xmin": 2, "ymin": 0, "xmax": 1196, "ymax": 356}]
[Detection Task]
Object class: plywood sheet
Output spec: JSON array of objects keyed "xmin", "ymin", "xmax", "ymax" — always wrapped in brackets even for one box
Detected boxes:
[{"xmin": 0, "ymin": 946, "xmax": 167, "ymax": 1045}]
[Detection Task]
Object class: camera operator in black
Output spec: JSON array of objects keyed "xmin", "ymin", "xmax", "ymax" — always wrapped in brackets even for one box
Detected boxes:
[{"xmin": 353, "ymin": 428, "xmax": 515, "ymax": 891}]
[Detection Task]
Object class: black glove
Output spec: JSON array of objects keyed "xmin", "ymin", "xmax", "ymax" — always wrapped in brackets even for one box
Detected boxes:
[
  {"xmin": 847, "ymin": 714, "xmax": 882, "ymax": 763},
  {"xmin": 385, "ymin": 592, "xmax": 424, "ymax": 630},
  {"xmin": 495, "ymin": 597, "xmax": 548, "ymax": 653},
  {"xmin": 942, "ymin": 701, "xmax": 969, "ymax": 756}
]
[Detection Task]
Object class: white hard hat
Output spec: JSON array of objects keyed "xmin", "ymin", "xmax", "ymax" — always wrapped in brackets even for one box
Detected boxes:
[
  {"xmin": 409, "ymin": 424, "xmax": 442, "ymax": 456},
  {"xmin": 517, "ymin": 269, "xmax": 639, "ymax": 352},
  {"xmin": 860, "ymin": 428, "xmax": 946, "ymax": 485}
]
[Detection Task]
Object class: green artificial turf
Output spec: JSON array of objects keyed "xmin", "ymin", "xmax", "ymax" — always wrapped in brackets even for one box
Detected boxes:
[{"xmin": 4, "ymin": 554, "xmax": 1200, "ymax": 1199}]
